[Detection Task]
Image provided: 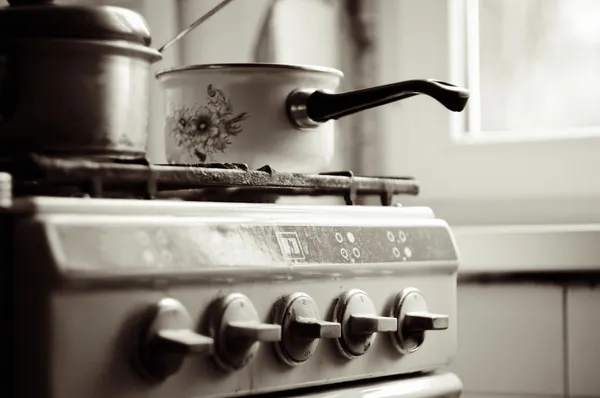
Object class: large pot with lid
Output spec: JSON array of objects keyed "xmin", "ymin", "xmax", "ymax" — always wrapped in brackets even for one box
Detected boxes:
[{"xmin": 0, "ymin": 0, "xmax": 161, "ymax": 160}]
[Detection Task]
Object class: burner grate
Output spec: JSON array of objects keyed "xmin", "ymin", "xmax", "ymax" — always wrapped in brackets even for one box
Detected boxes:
[{"xmin": 0, "ymin": 154, "xmax": 419, "ymax": 206}]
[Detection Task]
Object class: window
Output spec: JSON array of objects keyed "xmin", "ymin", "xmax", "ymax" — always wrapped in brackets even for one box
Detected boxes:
[
  {"xmin": 371, "ymin": 0, "xmax": 600, "ymax": 225},
  {"xmin": 471, "ymin": 0, "xmax": 600, "ymax": 135}
]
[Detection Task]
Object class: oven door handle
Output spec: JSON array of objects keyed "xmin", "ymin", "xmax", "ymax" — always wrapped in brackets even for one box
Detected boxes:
[{"xmin": 284, "ymin": 372, "xmax": 463, "ymax": 398}]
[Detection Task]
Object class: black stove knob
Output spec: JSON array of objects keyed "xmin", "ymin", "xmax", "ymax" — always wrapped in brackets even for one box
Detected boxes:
[
  {"xmin": 272, "ymin": 292, "xmax": 341, "ymax": 366},
  {"xmin": 333, "ymin": 289, "xmax": 397, "ymax": 359},
  {"xmin": 390, "ymin": 288, "xmax": 449, "ymax": 354},
  {"xmin": 207, "ymin": 293, "xmax": 281, "ymax": 372},
  {"xmin": 135, "ymin": 298, "xmax": 214, "ymax": 381}
]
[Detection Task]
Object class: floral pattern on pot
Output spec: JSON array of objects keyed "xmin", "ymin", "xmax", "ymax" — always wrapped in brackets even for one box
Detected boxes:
[{"xmin": 167, "ymin": 84, "xmax": 249, "ymax": 162}]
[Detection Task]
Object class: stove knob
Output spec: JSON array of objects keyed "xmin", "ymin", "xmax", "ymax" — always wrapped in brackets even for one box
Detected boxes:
[
  {"xmin": 208, "ymin": 293, "xmax": 281, "ymax": 371},
  {"xmin": 135, "ymin": 298, "xmax": 214, "ymax": 381},
  {"xmin": 272, "ymin": 292, "xmax": 341, "ymax": 366},
  {"xmin": 391, "ymin": 287, "xmax": 449, "ymax": 354},
  {"xmin": 333, "ymin": 289, "xmax": 397, "ymax": 359}
]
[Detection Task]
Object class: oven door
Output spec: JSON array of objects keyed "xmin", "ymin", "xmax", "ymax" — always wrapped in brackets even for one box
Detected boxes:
[{"xmin": 287, "ymin": 372, "xmax": 462, "ymax": 398}]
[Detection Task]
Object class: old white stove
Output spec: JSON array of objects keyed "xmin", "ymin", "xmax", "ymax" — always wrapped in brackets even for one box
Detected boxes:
[{"xmin": 0, "ymin": 155, "xmax": 461, "ymax": 398}]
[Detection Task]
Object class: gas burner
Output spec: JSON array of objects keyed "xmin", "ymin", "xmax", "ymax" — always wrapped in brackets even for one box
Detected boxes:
[{"xmin": 0, "ymin": 154, "xmax": 419, "ymax": 205}]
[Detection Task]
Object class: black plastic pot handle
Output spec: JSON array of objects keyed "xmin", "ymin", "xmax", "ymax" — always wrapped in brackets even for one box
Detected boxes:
[{"xmin": 307, "ymin": 79, "xmax": 469, "ymax": 122}]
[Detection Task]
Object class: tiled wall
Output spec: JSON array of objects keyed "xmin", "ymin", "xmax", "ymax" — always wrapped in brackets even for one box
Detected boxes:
[{"xmin": 447, "ymin": 284, "xmax": 600, "ymax": 398}]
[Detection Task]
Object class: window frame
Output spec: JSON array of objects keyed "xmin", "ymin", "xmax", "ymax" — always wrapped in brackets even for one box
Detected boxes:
[{"xmin": 369, "ymin": 0, "xmax": 600, "ymax": 225}]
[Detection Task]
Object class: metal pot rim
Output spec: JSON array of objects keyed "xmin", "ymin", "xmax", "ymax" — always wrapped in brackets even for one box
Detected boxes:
[
  {"xmin": 7, "ymin": 38, "xmax": 162, "ymax": 63},
  {"xmin": 155, "ymin": 63, "xmax": 344, "ymax": 79}
]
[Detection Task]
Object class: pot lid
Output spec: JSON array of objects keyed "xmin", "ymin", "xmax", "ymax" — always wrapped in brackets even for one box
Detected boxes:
[{"xmin": 0, "ymin": 1, "xmax": 153, "ymax": 46}]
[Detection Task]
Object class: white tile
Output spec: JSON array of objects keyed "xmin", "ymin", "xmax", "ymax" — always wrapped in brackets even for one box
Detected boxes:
[
  {"xmin": 448, "ymin": 284, "xmax": 564, "ymax": 395},
  {"xmin": 567, "ymin": 286, "xmax": 600, "ymax": 397}
]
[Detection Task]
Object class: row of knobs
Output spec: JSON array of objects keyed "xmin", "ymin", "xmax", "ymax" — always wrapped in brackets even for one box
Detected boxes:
[{"xmin": 134, "ymin": 288, "xmax": 448, "ymax": 381}]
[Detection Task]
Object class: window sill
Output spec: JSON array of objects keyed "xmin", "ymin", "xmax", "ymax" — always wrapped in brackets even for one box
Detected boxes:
[
  {"xmin": 399, "ymin": 196, "xmax": 600, "ymax": 226},
  {"xmin": 454, "ymin": 127, "xmax": 600, "ymax": 145},
  {"xmin": 454, "ymin": 223, "xmax": 600, "ymax": 274}
]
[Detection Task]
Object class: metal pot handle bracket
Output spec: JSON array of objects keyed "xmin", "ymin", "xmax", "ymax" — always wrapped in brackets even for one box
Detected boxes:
[{"xmin": 286, "ymin": 79, "xmax": 469, "ymax": 129}]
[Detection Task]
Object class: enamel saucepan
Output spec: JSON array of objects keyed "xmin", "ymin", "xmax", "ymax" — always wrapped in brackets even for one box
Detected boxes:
[{"xmin": 156, "ymin": 63, "xmax": 469, "ymax": 172}]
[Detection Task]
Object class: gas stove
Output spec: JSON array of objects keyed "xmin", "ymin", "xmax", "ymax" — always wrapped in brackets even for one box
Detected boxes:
[{"xmin": 0, "ymin": 155, "xmax": 461, "ymax": 398}]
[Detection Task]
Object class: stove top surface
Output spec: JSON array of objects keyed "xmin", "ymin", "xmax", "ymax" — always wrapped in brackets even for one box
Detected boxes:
[{"xmin": 0, "ymin": 154, "xmax": 418, "ymax": 205}]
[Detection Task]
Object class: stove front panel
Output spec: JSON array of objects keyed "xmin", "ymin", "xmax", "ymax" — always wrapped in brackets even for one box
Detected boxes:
[{"xmin": 10, "ymin": 199, "xmax": 459, "ymax": 398}]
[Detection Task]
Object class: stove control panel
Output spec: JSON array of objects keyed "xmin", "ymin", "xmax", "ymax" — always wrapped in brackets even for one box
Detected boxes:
[
  {"xmin": 333, "ymin": 289, "xmax": 398, "ymax": 359},
  {"xmin": 16, "ymin": 200, "xmax": 459, "ymax": 398},
  {"xmin": 272, "ymin": 293, "xmax": 341, "ymax": 366},
  {"xmin": 136, "ymin": 298, "xmax": 214, "ymax": 381},
  {"xmin": 207, "ymin": 293, "xmax": 282, "ymax": 372},
  {"xmin": 391, "ymin": 288, "xmax": 449, "ymax": 354},
  {"xmin": 50, "ymin": 223, "xmax": 458, "ymax": 270}
]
